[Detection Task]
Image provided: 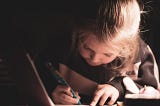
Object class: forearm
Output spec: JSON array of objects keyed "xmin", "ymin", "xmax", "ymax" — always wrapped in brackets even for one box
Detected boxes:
[
  {"xmin": 59, "ymin": 64, "xmax": 98, "ymax": 95},
  {"xmin": 134, "ymin": 44, "xmax": 159, "ymax": 89}
]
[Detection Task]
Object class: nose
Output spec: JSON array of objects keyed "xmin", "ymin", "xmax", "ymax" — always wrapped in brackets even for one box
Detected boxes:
[{"xmin": 90, "ymin": 53, "xmax": 101, "ymax": 63}]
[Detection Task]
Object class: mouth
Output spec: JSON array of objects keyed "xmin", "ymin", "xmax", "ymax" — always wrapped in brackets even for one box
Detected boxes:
[{"xmin": 86, "ymin": 59, "xmax": 100, "ymax": 66}]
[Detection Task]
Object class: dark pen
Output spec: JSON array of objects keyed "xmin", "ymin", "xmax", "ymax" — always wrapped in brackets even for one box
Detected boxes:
[{"xmin": 46, "ymin": 62, "xmax": 82, "ymax": 105}]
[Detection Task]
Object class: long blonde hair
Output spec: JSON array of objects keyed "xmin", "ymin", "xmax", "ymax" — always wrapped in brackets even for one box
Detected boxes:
[{"xmin": 71, "ymin": 0, "xmax": 142, "ymax": 73}]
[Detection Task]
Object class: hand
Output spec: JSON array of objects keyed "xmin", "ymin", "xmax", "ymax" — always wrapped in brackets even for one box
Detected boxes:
[
  {"xmin": 51, "ymin": 85, "xmax": 80, "ymax": 104},
  {"xmin": 90, "ymin": 84, "xmax": 119, "ymax": 106}
]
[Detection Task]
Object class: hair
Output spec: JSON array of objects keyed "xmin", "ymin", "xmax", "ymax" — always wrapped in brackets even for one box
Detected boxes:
[{"xmin": 71, "ymin": 0, "xmax": 143, "ymax": 74}]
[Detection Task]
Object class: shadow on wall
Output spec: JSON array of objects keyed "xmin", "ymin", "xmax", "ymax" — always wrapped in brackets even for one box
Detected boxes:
[
  {"xmin": 12, "ymin": 15, "xmax": 74, "ymax": 60},
  {"xmin": 9, "ymin": 0, "xmax": 160, "ymax": 72}
]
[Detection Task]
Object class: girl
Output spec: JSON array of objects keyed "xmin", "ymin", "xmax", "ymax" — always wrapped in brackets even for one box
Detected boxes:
[{"xmin": 35, "ymin": 0, "xmax": 159, "ymax": 105}]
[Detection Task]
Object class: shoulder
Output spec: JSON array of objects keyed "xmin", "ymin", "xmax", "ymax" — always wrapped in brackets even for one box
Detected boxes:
[{"xmin": 135, "ymin": 38, "xmax": 154, "ymax": 63}]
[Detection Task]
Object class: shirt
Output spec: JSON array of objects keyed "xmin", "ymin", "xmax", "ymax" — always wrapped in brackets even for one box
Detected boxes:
[{"xmin": 34, "ymin": 31, "xmax": 159, "ymax": 103}]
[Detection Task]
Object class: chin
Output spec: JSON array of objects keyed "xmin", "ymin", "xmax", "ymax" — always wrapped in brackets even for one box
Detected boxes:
[{"xmin": 86, "ymin": 60, "xmax": 101, "ymax": 66}]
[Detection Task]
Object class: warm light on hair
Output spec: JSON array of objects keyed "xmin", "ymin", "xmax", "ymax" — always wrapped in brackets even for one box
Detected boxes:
[
  {"xmin": 96, "ymin": 0, "xmax": 141, "ymax": 73},
  {"xmin": 71, "ymin": 0, "xmax": 142, "ymax": 73}
]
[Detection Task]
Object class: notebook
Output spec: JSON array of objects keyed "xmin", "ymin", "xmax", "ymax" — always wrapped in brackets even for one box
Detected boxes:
[{"xmin": 6, "ymin": 47, "xmax": 55, "ymax": 106}]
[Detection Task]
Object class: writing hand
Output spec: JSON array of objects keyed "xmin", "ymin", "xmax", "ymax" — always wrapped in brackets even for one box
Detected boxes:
[{"xmin": 51, "ymin": 85, "xmax": 80, "ymax": 104}]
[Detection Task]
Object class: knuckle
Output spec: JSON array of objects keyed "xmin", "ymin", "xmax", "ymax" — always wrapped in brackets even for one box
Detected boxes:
[
  {"xmin": 62, "ymin": 94, "xmax": 67, "ymax": 100},
  {"xmin": 104, "ymin": 91, "xmax": 109, "ymax": 95},
  {"xmin": 97, "ymin": 84, "xmax": 103, "ymax": 89},
  {"xmin": 94, "ymin": 92, "xmax": 101, "ymax": 98}
]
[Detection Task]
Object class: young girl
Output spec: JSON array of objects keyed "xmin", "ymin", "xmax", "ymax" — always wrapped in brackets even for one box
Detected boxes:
[{"xmin": 35, "ymin": 0, "xmax": 159, "ymax": 105}]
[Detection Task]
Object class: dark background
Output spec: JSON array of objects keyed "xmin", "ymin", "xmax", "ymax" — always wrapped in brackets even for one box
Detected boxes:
[
  {"xmin": 2, "ymin": 0, "xmax": 160, "ymax": 61},
  {"xmin": 0, "ymin": 0, "xmax": 160, "ymax": 105}
]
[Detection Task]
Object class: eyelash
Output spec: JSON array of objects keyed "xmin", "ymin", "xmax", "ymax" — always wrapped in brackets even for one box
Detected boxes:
[
  {"xmin": 84, "ymin": 45, "xmax": 90, "ymax": 50},
  {"xmin": 105, "ymin": 54, "xmax": 111, "ymax": 57},
  {"xmin": 84, "ymin": 45, "xmax": 112, "ymax": 57}
]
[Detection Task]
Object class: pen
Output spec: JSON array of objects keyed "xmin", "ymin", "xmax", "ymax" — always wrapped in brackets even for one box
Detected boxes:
[{"xmin": 46, "ymin": 62, "xmax": 82, "ymax": 105}]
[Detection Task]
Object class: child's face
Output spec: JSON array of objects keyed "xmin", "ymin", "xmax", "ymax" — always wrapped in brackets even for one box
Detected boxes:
[{"xmin": 78, "ymin": 33, "xmax": 117, "ymax": 66}]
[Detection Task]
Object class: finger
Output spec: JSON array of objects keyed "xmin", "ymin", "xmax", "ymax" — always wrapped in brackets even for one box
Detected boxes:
[
  {"xmin": 108, "ymin": 95, "xmax": 117, "ymax": 105},
  {"xmin": 55, "ymin": 85, "xmax": 69, "ymax": 92},
  {"xmin": 52, "ymin": 85, "xmax": 74, "ymax": 104},
  {"xmin": 99, "ymin": 94, "xmax": 109, "ymax": 106},
  {"xmin": 90, "ymin": 92, "xmax": 102, "ymax": 106},
  {"xmin": 60, "ymin": 93, "xmax": 79, "ymax": 104},
  {"xmin": 64, "ymin": 87, "xmax": 73, "ymax": 97}
]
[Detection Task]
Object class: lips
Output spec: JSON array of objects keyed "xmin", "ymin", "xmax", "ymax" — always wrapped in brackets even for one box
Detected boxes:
[{"xmin": 86, "ymin": 59, "xmax": 101, "ymax": 66}]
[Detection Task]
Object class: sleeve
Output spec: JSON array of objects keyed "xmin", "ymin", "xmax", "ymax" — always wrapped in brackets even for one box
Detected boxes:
[
  {"xmin": 107, "ymin": 40, "xmax": 160, "ymax": 100},
  {"xmin": 133, "ymin": 42, "xmax": 159, "ymax": 89}
]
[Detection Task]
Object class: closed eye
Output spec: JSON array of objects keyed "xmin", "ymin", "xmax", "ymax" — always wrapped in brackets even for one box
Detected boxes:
[
  {"xmin": 84, "ymin": 45, "xmax": 93, "ymax": 52},
  {"xmin": 104, "ymin": 53, "xmax": 112, "ymax": 57}
]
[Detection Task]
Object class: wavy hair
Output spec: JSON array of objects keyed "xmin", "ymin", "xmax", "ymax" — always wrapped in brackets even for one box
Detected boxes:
[{"xmin": 71, "ymin": 0, "xmax": 143, "ymax": 73}]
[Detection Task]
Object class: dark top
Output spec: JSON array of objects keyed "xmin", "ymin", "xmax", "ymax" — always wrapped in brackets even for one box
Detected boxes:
[{"xmin": 34, "ymin": 31, "xmax": 159, "ymax": 103}]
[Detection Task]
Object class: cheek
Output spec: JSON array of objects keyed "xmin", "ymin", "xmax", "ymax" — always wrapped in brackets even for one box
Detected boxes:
[{"xmin": 79, "ymin": 46, "xmax": 90, "ymax": 58}]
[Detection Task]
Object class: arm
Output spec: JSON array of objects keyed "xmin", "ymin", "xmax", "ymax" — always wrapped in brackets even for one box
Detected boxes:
[
  {"xmin": 91, "ymin": 41, "xmax": 160, "ymax": 105},
  {"xmin": 133, "ymin": 43, "xmax": 159, "ymax": 89},
  {"xmin": 59, "ymin": 64, "xmax": 98, "ymax": 96},
  {"xmin": 107, "ymin": 42, "xmax": 160, "ymax": 100},
  {"xmin": 34, "ymin": 54, "xmax": 81, "ymax": 104}
]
